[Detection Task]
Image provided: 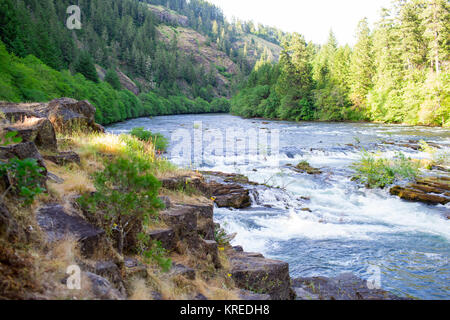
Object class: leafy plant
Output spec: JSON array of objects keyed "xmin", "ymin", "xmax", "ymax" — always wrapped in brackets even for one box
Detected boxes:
[
  {"xmin": 0, "ymin": 157, "xmax": 46, "ymax": 205},
  {"xmin": 352, "ymin": 151, "xmax": 419, "ymax": 189},
  {"xmin": 214, "ymin": 224, "xmax": 235, "ymax": 247},
  {"xmin": 0, "ymin": 131, "xmax": 22, "ymax": 146},
  {"xmin": 129, "ymin": 127, "xmax": 168, "ymax": 153},
  {"xmin": 137, "ymin": 233, "xmax": 172, "ymax": 272},
  {"xmin": 78, "ymin": 156, "xmax": 163, "ymax": 254}
]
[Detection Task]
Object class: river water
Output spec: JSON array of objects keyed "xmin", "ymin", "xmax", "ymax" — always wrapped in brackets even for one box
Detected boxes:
[{"xmin": 108, "ymin": 114, "xmax": 450, "ymax": 299}]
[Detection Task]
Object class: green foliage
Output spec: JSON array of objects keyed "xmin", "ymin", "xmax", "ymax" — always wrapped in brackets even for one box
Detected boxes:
[
  {"xmin": 352, "ymin": 151, "xmax": 420, "ymax": 189},
  {"xmin": 129, "ymin": 127, "xmax": 169, "ymax": 152},
  {"xmin": 104, "ymin": 69, "xmax": 122, "ymax": 91},
  {"xmin": 0, "ymin": 157, "xmax": 46, "ymax": 205},
  {"xmin": 78, "ymin": 156, "xmax": 163, "ymax": 254},
  {"xmin": 74, "ymin": 51, "xmax": 99, "ymax": 83},
  {"xmin": 137, "ymin": 233, "xmax": 172, "ymax": 272},
  {"xmin": 0, "ymin": 131, "xmax": 22, "ymax": 146}
]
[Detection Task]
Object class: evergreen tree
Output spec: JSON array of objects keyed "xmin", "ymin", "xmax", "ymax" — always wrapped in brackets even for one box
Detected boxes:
[{"xmin": 74, "ymin": 51, "xmax": 100, "ymax": 83}]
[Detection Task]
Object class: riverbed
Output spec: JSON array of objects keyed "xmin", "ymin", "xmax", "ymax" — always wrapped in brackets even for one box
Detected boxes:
[{"xmin": 108, "ymin": 114, "xmax": 450, "ymax": 299}]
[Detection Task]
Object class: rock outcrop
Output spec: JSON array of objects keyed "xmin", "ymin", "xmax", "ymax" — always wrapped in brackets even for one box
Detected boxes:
[
  {"xmin": 36, "ymin": 204, "xmax": 106, "ymax": 257},
  {"xmin": 0, "ymin": 98, "xmax": 104, "ymax": 135},
  {"xmin": 5, "ymin": 117, "xmax": 57, "ymax": 151},
  {"xmin": 228, "ymin": 249, "xmax": 295, "ymax": 300},
  {"xmin": 390, "ymin": 177, "xmax": 449, "ymax": 205},
  {"xmin": 292, "ymin": 273, "xmax": 407, "ymax": 300}
]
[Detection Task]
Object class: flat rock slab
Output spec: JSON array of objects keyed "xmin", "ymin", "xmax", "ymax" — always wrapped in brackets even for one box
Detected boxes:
[
  {"xmin": 147, "ymin": 228, "xmax": 176, "ymax": 251},
  {"xmin": 36, "ymin": 204, "xmax": 105, "ymax": 257},
  {"xmin": 292, "ymin": 273, "xmax": 407, "ymax": 300},
  {"xmin": 44, "ymin": 151, "xmax": 81, "ymax": 166},
  {"xmin": 160, "ymin": 205, "xmax": 199, "ymax": 249},
  {"xmin": 238, "ymin": 290, "xmax": 271, "ymax": 300},
  {"xmin": 228, "ymin": 250, "xmax": 294, "ymax": 300},
  {"xmin": 169, "ymin": 263, "xmax": 196, "ymax": 280},
  {"xmin": 390, "ymin": 177, "xmax": 449, "ymax": 206}
]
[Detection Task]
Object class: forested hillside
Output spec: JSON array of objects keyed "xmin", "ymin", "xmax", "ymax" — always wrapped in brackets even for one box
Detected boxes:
[
  {"xmin": 231, "ymin": 0, "xmax": 449, "ymax": 126},
  {"xmin": 0, "ymin": 0, "xmax": 283, "ymax": 124}
]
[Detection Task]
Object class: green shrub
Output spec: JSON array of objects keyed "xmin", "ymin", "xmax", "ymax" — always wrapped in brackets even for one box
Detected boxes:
[
  {"xmin": 137, "ymin": 233, "xmax": 172, "ymax": 272},
  {"xmin": 78, "ymin": 156, "xmax": 163, "ymax": 255},
  {"xmin": 129, "ymin": 127, "xmax": 168, "ymax": 153},
  {"xmin": 0, "ymin": 157, "xmax": 46, "ymax": 205},
  {"xmin": 352, "ymin": 151, "xmax": 420, "ymax": 189}
]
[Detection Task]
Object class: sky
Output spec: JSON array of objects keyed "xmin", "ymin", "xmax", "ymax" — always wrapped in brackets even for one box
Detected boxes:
[{"xmin": 208, "ymin": 0, "xmax": 393, "ymax": 46}]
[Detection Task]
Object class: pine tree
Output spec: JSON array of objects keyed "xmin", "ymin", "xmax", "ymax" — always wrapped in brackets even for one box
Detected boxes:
[
  {"xmin": 349, "ymin": 18, "xmax": 374, "ymax": 110},
  {"xmin": 74, "ymin": 51, "xmax": 100, "ymax": 83}
]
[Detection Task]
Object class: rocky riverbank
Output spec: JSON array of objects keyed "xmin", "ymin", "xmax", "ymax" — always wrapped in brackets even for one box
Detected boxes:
[{"xmin": 0, "ymin": 99, "xmax": 416, "ymax": 300}]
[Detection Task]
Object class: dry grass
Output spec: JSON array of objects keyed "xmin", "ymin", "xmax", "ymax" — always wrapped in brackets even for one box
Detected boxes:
[{"xmin": 128, "ymin": 278, "xmax": 153, "ymax": 300}]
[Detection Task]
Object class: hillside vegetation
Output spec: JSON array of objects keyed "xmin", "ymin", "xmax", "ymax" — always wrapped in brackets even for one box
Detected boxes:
[{"xmin": 231, "ymin": 0, "xmax": 450, "ymax": 126}]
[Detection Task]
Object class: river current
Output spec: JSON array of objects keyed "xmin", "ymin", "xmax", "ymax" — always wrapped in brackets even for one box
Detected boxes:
[{"xmin": 108, "ymin": 114, "xmax": 450, "ymax": 299}]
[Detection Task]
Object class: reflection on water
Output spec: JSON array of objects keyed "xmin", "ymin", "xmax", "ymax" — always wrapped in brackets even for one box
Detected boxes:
[{"xmin": 108, "ymin": 114, "xmax": 450, "ymax": 299}]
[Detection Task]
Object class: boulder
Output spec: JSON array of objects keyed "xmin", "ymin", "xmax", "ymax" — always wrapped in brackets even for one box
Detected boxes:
[
  {"xmin": 5, "ymin": 117, "xmax": 57, "ymax": 151},
  {"xmin": 36, "ymin": 204, "xmax": 105, "ymax": 257},
  {"xmin": 0, "ymin": 102, "xmax": 41, "ymax": 122},
  {"xmin": 147, "ymin": 228, "xmax": 176, "ymax": 251},
  {"xmin": 238, "ymin": 290, "xmax": 271, "ymax": 300},
  {"xmin": 84, "ymin": 272, "xmax": 125, "ymax": 300},
  {"xmin": 201, "ymin": 180, "xmax": 251, "ymax": 209},
  {"xmin": 160, "ymin": 205, "xmax": 199, "ymax": 249},
  {"xmin": 43, "ymin": 151, "xmax": 81, "ymax": 166},
  {"xmin": 201, "ymin": 239, "xmax": 221, "ymax": 269},
  {"xmin": 185, "ymin": 203, "xmax": 215, "ymax": 240},
  {"xmin": 228, "ymin": 250, "xmax": 294, "ymax": 300},
  {"xmin": 390, "ymin": 185, "xmax": 449, "ymax": 205},
  {"xmin": 0, "ymin": 141, "xmax": 47, "ymax": 176},
  {"xmin": 292, "ymin": 273, "xmax": 406, "ymax": 300},
  {"xmin": 160, "ymin": 174, "xmax": 204, "ymax": 191},
  {"xmin": 0, "ymin": 201, "xmax": 21, "ymax": 241},
  {"xmin": 124, "ymin": 257, "xmax": 147, "ymax": 279},
  {"xmin": 168, "ymin": 263, "xmax": 196, "ymax": 280}
]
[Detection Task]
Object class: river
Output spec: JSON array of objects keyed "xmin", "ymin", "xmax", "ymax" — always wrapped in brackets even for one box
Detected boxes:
[{"xmin": 108, "ymin": 113, "xmax": 450, "ymax": 300}]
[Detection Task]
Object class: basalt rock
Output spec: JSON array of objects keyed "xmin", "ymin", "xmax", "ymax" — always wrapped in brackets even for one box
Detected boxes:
[
  {"xmin": 0, "ymin": 201, "xmax": 21, "ymax": 241},
  {"xmin": 160, "ymin": 205, "xmax": 199, "ymax": 250},
  {"xmin": 228, "ymin": 250, "xmax": 295, "ymax": 300},
  {"xmin": 36, "ymin": 204, "xmax": 105, "ymax": 258},
  {"xmin": 84, "ymin": 272, "xmax": 125, "ymax": 300},
  {"xmin": 43, "ymin": 151, "xmax": 81, "ymax": 166},
  {"xmin": 184, "ymin": 203, "xmax": 215, "ymax": 240},
  {"xmin": 0, "ymin": 141, "xmax": 47, "ymax": 176},
  {"xmin": 390, "ymin": 177, "xmax": 449, "ymax": 206},
  {"xmin": 292, "ymin": 273, "xmax": 407, "ymax": 300},
  {"xmin": 0, "ymin": 98, "xmax": 104, "ymax": 134},
  {"xmin": 5, "ymin": 117, "xmax": 57, "ymax": 151},
  {"xmin": 168, "ymin": 263, "xmax": 196, "ymax": 280},
  {"xmin": 147, "ymin": 228, "xmax": 176, "ymax": 251}
]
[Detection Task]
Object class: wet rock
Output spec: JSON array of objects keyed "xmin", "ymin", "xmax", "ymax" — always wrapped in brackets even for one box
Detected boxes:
[
  {"xmin": 233, "ymin": 246, "xmax": 244, "ymax": 252},
  {"xmin": 239, "ymin": 290, "xmax": 271, "ymax": 300},
  {"xmin": 228, "ymin": 250, "xmax": 294, "ymax": 300},
  {"xmin": 390, "ymin": 178, "xmax": 449, "ymax": 205},
  {"xmin": 5, "ymin": 117, "xmax": 57, "ymax": 151},
  {"xmin": 36, "ymin": 204, "xmax": 105, "ymax": 257},
  {"xmin": 169, "ymin": 263, "xmax": 196, "ymax": 280},
  {"xmin": 292, "ymin": 161, "xmax": 322, "ymax": 175},
  {"xmin": 84, "ymin": 272, "xmax": 125, "ymax": 300},
  {"xmin": 147, "ymin": 228, "xmax": 176, "ymax": 251},
  {"xmin": 43, "ymin": 151, "xmax": 81, "ymax": 166},
  {"xmin": 292, "ymin": 273, "xmax": 406, "ymax": 300}
]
